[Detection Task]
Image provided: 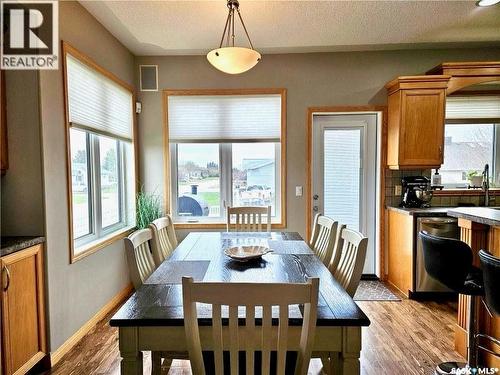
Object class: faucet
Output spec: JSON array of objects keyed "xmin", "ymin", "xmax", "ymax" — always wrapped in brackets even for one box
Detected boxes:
[{"xmin": 483, "ymin": 164, "xmax": 491, "ymax": 207}]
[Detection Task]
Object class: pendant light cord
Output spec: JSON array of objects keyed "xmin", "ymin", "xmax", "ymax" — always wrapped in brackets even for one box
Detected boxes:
[{"xmin": 217, "ymin": 1, "xmax": 255, "ymax": 50}]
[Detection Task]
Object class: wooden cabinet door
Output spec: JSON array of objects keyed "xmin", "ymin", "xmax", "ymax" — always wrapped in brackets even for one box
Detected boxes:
[
  {"xmin": 1, "ymin": 245, "xmax": 46, "ymax": 375},
  {"xmin": 399, "ymin": 89, "xmax": 445, "ymax": 168}
]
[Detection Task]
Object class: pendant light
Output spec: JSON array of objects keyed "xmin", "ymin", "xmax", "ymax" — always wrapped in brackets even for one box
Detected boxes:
[{"xmin": 207, "ymin": 0, "xmax": 261, "ymax": 74}]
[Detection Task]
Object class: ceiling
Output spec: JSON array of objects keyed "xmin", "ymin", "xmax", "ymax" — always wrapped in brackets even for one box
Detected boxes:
[{"xmin": 80, "ymin": 1, "xmax": 500, "ymax": 56}]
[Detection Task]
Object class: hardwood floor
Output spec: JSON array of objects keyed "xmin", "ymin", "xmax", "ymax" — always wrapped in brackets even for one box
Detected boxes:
[{"xmin": 39, "ymin": 291, "xmax": 463, "ymax": 375}]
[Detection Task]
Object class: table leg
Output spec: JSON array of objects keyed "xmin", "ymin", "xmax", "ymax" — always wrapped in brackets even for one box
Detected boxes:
[
  {"xmin": 119, "ymin": 327, "xmax": 143, "ymax": 375},
  {"xmin": 334, "ymin": 327, "xmax": 361, "ymax": 375}
]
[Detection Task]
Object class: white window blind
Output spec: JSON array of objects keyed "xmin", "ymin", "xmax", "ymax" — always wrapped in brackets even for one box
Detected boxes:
[
  {"xmin": 446, "ymin": 96, "xmax": 500, "ymax": 120},
  {"xmin": 168, "ymin": 94, "xmax": 282, "ymax": 143},
  {"xmin": 66, "ymin": 54, "xmax": 133, "ymax": 140},
  {"xmin": 323, "ymin": 128, "xmax": 361, "ymax": 231}
]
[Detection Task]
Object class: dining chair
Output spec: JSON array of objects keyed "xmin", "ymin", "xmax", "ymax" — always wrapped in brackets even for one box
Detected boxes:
[
  {"xmin": 226, "ymin": 205, "xmax": 272, "ymax": 232},
  {"xmin": 124, "ymin": 228, "xmax": 156, "ymax": 290},
  {"xmin": 332, "ymin": 228, "xmax": 368, "ymax": 297},
  {"xmin": 329, "ymin": 223, "xmax": 347, "ymax": 274},
  {"xmin": 182, "ymin": 276, "xmax": 320, "ymax": 375},
  {"xmin": 150, "ymin": 215, "xmax": 178, "ymax": 266},
  {"xmin": 124, "ymin": 229, "xmax": 186, "ymax": 374},
  {"xmin": 309, "ymin": 214, "xmax": 339, "ymax": 268}
]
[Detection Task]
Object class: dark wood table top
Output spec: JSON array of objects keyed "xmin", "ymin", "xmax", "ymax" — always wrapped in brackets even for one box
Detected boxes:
[{"xmin": 110, "ymin": 232, "xmax": 370, "ymax": 328}]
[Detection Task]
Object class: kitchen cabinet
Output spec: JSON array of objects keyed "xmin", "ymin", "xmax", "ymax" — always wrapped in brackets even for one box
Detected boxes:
[
  {"xmin": 387, "ymin": 209, "xmax": 414, "ymax": 297},
  {"xmin": 385, "ymin": 75, "xmax": 450, "ymax": 169},
  {"xmin": 1, "ymin": 71, "xmax": 7, "ymax": 175},
  {"xmin": 1, "ymin": 244, "xmax": 46, "ymax": 375}
]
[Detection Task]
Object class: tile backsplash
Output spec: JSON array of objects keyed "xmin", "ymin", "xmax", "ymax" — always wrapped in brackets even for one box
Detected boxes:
[{"xmin": 384, "ymin": 169, "xmax": 498, "ymax": 207}]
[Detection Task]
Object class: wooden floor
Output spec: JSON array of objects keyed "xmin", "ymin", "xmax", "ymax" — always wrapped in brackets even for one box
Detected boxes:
[{"xmin": 40, "ymin": 291, "xmax": 463, "ymax": 375}]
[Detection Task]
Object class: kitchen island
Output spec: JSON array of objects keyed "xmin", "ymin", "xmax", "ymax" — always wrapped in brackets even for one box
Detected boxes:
[{"xmin": 447, "ymin": 207, "xmax": 499, "ymax": 368}]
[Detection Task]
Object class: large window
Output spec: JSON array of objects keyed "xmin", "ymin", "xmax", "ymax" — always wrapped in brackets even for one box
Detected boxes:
[
  {"xmin": 65, "ymin": 44, "xmax": 136, "ymax": 260},
  {"xmin": 166, "ymin": 90, "xmax": 285, "ymax": 225},
  {"xmin": 437, "ymin": 96, "xmax": 500, "ymax": 189}
]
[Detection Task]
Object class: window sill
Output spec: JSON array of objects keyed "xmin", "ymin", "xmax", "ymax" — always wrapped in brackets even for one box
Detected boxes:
[
  {"xmin": 173, "ymin": 222, "xmax": 286, "ymax": 230},
  {"xmin": 433, "ymin": 189, "xmax": 500, "ymax": 196},
  {"xmin": 71, "ymin": 226, "xmax": 135, "ymax": 263}
]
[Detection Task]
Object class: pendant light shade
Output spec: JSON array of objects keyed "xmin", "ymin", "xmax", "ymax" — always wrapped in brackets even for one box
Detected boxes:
[
  {"xmin": 207, "ymin": 0, "xmax": 261, "ymax": 74},
  {"xmin": 207, "ymin": 47, "xmax": 261, "ymax": 75}
]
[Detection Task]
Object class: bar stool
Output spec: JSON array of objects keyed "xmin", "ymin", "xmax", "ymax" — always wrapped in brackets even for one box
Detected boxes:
[
  {"xmin": 419, "ymin": 231, "xmax": 484, "ymax": 375},
  {"xmin": 477, "ymin": 250, "xmax": 500, "ymax": 361}
]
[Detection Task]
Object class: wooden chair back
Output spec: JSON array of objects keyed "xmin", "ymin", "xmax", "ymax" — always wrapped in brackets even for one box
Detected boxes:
[
  {"xmin": 329, "ymin": 223, "xmax": 347, "ymax": 274},
  {"xmin": 150, "ymin": 215, "xmax": 178, "ymax": 266},
  {"xmin": 333, "ymin": 228, "xmax": 368, "ymax": 297},
  {"xmin": 182, "ymin": 277, "xmax": 319, "ymax": 375},
  {"xmin": 124, "ymin": 228, "xmax": 156, "ymax": 290},
  {"xmin": 226, "ymin": 206, "xmax": 271, "ymax": 232},
  {"xmin": 309, "ymin": 214, "xmax": 338, "ymax": 268}
]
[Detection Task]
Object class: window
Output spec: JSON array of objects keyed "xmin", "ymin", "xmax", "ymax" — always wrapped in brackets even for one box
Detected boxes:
[
  {"xmin": 437, "ymin": 96, "xmax": 500, "ymax": 189},
  {"xmin": 166, "ymin": 90, "xmax": 286, "ymax": 225},
  {"xmin": 65, "ymin": 44, "xmax": 136, "ymax": 260}
]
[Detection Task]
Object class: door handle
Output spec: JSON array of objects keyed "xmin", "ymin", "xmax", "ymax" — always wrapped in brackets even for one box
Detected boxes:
[
  {"xmin": 313, "ymin": 194, "xmax": 319, "ymax": 200},
  {"xmin": 313, "ymin": 206, "xmax": 319, "ymax": 212},
  {"xmin": 2, "ymin": 266, "xmax": 10, "ymax": 292}
]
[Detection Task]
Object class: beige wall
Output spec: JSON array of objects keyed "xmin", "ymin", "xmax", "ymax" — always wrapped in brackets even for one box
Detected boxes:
[
  {"xmin": 136, "ymin": 48, "xmax": 500, "ymax": 240},
  {"xmin": 38, "ymin": 1, "xmax": 135, "ymax": 351},
  {"xmin": 1, "ymin": 71, "xmax": 44, "ymax": 236}
]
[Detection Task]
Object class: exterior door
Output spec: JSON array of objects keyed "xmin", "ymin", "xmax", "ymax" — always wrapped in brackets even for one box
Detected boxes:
[{"xmin": 312, "ymin": 114, "xmax": 378, "ymax": 275}]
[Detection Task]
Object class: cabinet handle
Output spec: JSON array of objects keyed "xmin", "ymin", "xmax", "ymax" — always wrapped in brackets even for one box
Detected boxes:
[{"xmin": 2, "ymin": 266, "xmax": 10, "ymax": 291}]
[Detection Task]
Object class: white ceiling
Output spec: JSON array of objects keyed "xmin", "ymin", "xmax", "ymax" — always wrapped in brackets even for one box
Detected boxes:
[{"xmin": 80, "ymin": 1, "xmax": 500, "ymax": 56}]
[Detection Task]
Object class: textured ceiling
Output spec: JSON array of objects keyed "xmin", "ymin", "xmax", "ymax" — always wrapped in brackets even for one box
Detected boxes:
[{"xmin": 80, "ymin": 1, "xmax": 500, "ymax": 56}]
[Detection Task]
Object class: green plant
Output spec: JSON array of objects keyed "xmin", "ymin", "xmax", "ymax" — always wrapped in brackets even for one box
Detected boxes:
[
  {"xmin": 466, "ymin": 170, "xmax": 479, "ymax": 180},
  {"xmin": 136, "ymin": 189, "xmax": 163, "ymax": 229}
]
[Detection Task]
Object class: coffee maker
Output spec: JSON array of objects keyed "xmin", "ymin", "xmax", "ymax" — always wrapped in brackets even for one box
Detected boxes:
[{"xmin": 400, "ymin": 176, "xmax": 433, "ymax": 208}]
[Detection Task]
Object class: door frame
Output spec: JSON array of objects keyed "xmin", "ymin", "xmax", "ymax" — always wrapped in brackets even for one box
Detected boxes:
[{"xmin": 306, "ymin": 106, "xmax": 388, "ymax": 279}]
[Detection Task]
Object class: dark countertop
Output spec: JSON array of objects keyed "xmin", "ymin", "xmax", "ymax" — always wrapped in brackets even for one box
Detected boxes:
[
  {"xmin": 1, "ymin": 236, "xmax": 45, "ymax": 257},
  {"xmin": 386, "ymin": 206, "xmax": 452, "ymax": 216},
  {"xmin": 448, "ymin": 207, "xmax": 500, "ymax": 227}
]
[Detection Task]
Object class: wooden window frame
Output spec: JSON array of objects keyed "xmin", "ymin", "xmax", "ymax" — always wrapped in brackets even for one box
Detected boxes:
[
  {"xmin": 62, "ymin": 41, "xmax": 139, "ymax": 263},
  {"xmin": 162, "ymin": 88, "xmax": 287, "ymax": 230}
]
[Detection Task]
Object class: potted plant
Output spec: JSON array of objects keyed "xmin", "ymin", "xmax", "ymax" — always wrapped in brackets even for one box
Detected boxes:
[
  {"xmin": 466, "ymin": 171, "xmax": 483, "ymax": 188},
  {"xmin": 136, "ymin": 189, "xmax": 163, "ymax": 229}
]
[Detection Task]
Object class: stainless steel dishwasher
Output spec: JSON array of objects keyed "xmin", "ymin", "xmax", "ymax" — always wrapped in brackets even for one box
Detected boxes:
[{"xmin": 416, "ymin": 217, "xmax": 459, "ymax": 292}]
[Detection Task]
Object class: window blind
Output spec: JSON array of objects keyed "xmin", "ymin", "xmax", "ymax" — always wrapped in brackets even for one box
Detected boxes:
[
  {"xmin": 66, "ymin": 54, "xmax": 133, "ymax": 141},
  {"xmin": 446, "ymin": 96, "xmax": 500, "ymax": 120},
  {"xmin": 168, "ymin": 94, "xmax": 282, "ymax": 143}
]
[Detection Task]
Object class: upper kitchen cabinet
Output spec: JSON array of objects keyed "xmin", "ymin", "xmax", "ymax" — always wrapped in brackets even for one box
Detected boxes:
[{"xmin": 385, "ymin": 75, "xmax": 450, "ymax": 170}]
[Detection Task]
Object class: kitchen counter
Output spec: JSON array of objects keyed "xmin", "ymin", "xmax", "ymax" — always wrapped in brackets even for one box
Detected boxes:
[
  {"xmin": 1, "ymin": 236, "xmax": 45, "ymax": 257},
  {"xmin": 447, "ymin": 207, "xmax": 500, "ymax": 227},
  {"xmin": 386, "ymin": 206, "xmax": 452, "ymax": 216}
]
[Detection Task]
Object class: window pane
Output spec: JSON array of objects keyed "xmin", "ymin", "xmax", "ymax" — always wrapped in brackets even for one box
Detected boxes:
[
  {"xmin": 177, "ymin": 144, "xmax": 221, "ymax": 217},
  {"xmin": 70, "ymin": 128, "xmax": 91, "ymax": 238},
  {"xmin": 441, "ymin": 124, "xmax": 494, "ymax": 187},
  {"xmin": 99, "ymin": 136, "xmax": 121, "ymax": 227},
  {"xmin": 232, "ymin": 143, "xmax": 277, "ymax": 216}
]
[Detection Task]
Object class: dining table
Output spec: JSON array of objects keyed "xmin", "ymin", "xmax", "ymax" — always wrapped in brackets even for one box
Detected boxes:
[{"xmin": 110, "ymin": 231, "xmax": 370, "ymax": 375}]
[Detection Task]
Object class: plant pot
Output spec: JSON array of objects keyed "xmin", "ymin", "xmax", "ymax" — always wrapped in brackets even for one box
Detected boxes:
[{"xmin": 469, "ymin": 176, "xmax": 483, "ymax": 187}]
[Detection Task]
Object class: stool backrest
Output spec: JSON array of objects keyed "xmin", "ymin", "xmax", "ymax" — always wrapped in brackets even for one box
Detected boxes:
[
  {"xmin": 479, "ymin": 250, "xmax": 500, "ymax": 316},
  {"xmin": 419, "ymin": 231, "xmax": 472, "ymax": 291}
]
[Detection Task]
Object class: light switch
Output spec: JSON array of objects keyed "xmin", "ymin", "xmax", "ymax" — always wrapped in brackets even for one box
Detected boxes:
[
  {"xmin": 395, "ymin": 185, "xmax": 402, "ymax": 196},
  {"xmin": 295, "ymin": 186, "xmax": 303, "ymax": 197}
]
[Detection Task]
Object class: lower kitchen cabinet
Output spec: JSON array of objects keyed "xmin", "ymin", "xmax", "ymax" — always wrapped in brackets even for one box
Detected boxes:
[{"xmin": 1, "ymin": 244, "xmax": 46, "ymax": 375}]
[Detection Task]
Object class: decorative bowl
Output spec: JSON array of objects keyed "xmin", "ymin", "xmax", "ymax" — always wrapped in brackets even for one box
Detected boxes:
[{"xmin": 224, "ymin": 245, "xmax": 272, "ymax": 262}]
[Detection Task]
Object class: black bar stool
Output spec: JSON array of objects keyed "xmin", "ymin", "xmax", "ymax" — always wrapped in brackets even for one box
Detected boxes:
[
  {"xmin": 419, "ymin": 231, "xmax": 484, "ymax": 375},
  {"xmin": 477, "ymin": 250, "xmax": 500, "ymax": 361}
]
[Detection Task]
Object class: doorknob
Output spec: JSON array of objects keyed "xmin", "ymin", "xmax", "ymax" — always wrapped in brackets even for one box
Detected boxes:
[
  {"xmin": 313, "ymin": 206, "xmax": 319, "ymax": 212},
  {"xmin": 313, "ymin": 194, "xmax": 319, "ymax": 200}
]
